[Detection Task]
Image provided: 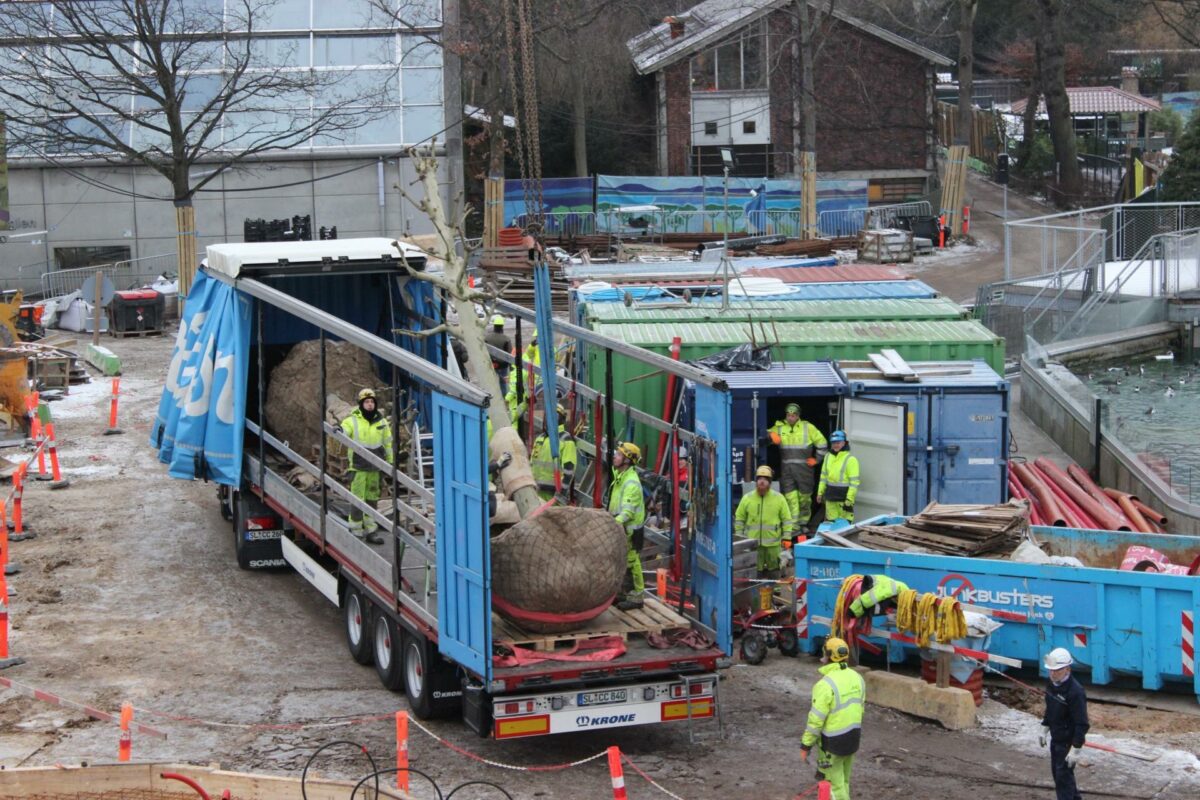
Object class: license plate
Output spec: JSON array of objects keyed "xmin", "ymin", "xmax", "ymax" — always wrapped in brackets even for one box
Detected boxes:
[{"xmin": 577, "ymin": 689, "xmax": 627, "ymax": 707}]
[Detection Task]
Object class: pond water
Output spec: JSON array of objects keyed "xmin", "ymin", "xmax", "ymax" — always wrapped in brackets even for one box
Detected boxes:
[{"xmin": 1078, "ymin": 354, "xmax": 1200, "ymax": 502}]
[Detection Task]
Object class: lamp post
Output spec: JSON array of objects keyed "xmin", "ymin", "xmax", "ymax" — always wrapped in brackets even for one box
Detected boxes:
[{"xmin": 721, "ymin": 148, "xmax": 733, "ymax": 310}]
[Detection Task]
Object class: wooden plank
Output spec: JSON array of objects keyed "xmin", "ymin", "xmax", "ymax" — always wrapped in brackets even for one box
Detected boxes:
[{"xmin": 817, "ymin": 528, "xmax": 868, "ymax": 550}]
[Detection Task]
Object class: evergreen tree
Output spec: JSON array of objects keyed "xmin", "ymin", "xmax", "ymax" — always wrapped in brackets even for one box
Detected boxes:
[{"xmin": 1159, "ymin": 113, "xmax": 1200, "ymax": 201}]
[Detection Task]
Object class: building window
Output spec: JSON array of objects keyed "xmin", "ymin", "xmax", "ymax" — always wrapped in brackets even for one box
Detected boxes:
[
  {"xmin": 704, "ymin": 121, "xmax": 718, "ymax": 136},
  {"xmin": 743, "ymin": 120, "xmax": 756, "ymax": 134},
  {"xmin": 689, "ymin": 22, "xmax": 767, "ymax": 92}
]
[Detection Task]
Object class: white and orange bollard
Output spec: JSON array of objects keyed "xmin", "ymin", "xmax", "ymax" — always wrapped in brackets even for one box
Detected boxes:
[
  {"xmin": 44, "ymin": 421, "xmax": 69, "ymax": 489},
  {"xmin": 607, "ymin": 746, "xmax": 627, "ymax": 800},
  {"xmin": 118, "ymin": 702, "xmax": 133, "ymax": 761},
  {"xmin": 104, "ymin": 378, "xmax": 124, "ymax": 436},
  {"xmin": 1, "ymin": 505, "xmax": 24, "ymax": 667},
  {"xmin": 395, "ymin": 710, "xmax": 409, "ymax": 793},
  {"xmin": 818, "ymin": 779, "xmax": 832, "ymax": 800}
]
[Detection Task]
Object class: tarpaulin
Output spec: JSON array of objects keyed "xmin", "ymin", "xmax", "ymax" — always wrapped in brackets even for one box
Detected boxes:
[
  {"xmin": 492, "ymin": 635, "xmax": 627, "ymax": 668},
  {"xmin": 150, "ymin": 270, "xmax": 251, "ymax": 485}
]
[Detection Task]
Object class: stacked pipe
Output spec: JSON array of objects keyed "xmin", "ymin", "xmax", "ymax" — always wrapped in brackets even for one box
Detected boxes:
[{"xmin": 1007, "ymin": 458, "xmax": 1169, "ymax": 533}]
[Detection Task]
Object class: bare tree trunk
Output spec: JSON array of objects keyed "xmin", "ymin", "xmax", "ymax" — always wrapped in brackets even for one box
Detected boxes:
[
  {"xmin": 796, "ymin": 0, "xmax": 818, "ymax": 239},
  {"xmin": 407, "ymin": 152, "xmax": 542, "ymax": 518},
  {"xmin": 486, "ymin": 66, "xmax": 506, "ymax": 177},
  {"xmin": 573, "ymin": 68, "xmax": 588, "ymax": 178},
  {"xmin": 1037, "ymin": 0, "xmax": 1081, "ymax": 204},
  {"xmin": 175, "ymin": 200, "xmax": 197, "ymax": 298},
  {"xmin": 956, "ymin": 0, "xmax": 978, "ymax": 149},
  {"xmin": 1014, "ymin": 80, "xmax": 1039, "ymax": 174}
]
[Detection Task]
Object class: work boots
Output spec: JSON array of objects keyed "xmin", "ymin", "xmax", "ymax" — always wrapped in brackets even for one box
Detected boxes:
[{"xmin": 617, "ymin": 597, "xmax": 644, "ymax": 611}]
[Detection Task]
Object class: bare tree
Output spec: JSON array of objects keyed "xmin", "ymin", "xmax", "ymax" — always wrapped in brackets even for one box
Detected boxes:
[
  {"xmin": 0, "ymin": 0, "xmax": 391, "ymax": 291},
  {"xmin": 1035, "ymin": 0, "xmax": 1082, "ymax": 203},
  {"xmin": 955, "ymin": 0, "xmax": 977, "ymax": 147}
]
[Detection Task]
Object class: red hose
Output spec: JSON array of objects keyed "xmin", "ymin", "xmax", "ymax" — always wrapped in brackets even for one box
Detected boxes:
[
  {"xmin": 159, "ymin": 773, "xmax": 211, "ymax": 800},
  {"xmin": 1066, "ymin": 464, "xmax": 1125, "ymax": 518},
  {"xmin": 1012, "ymin": 462, "xmax": 1066, "ymax": 526},
  {"xmin": 1034, "ymin": 465, "xmax": 1093, "ymax": 529},
  {"xmin": 1034, "ymin": 458, "xmax": 1131, "ymax": 531},
  {"xmin": 1008, "ymin": 478, "xmax": 1027, "ymax": 500}
]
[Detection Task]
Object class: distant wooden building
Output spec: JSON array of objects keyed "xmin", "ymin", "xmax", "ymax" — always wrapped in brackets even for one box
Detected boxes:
[{"xmin": 626, "ymin": 0, "xmax": 952, "ymax": 202}]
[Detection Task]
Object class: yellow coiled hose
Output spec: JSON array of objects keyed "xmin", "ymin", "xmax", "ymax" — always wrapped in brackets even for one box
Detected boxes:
[{"xmin": 896, "ymin": 589, "xmax": 967, "ymax": 647}]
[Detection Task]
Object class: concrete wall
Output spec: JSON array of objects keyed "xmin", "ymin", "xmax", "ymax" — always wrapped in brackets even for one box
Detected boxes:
[
  {"xmin": 1020, "ymin": 334, "xmax": 1200, "ymax": 535},
  {"xmin": 0, "ymin": 155, "xmax": 453, "ymax": 295}
]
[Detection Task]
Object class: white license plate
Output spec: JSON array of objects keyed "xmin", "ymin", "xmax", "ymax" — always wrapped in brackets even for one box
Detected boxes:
[{"xmin": 577, "ymin": 689, "xmax": 628, "ymax": 707}]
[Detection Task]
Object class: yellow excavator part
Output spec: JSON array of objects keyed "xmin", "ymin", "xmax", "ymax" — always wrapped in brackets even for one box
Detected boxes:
[{"xmin": 0, "ymin": 291, "xmax": 30, "ymax": 431}]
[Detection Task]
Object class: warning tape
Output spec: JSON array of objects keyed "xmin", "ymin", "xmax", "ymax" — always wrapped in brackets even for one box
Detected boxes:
[
  {"xmin": 0, "ymin": 675, "xmax": 167, "ymax": 738},
  {"xmin": 406, "ymin": 715, "xmax": 607, "ymax": 772},
  {"xmin": 621, "ymin": 754, "xmax": 687, "ymax": 800}
]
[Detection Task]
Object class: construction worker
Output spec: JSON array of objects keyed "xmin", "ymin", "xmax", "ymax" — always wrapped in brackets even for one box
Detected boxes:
[
  {"xmin": 504, "ymin": 333, "xmax": 542, "ymax": 420},
  {"xmin": 1040, "ymin": 648, "xmax": 1089, "ymax": 800},
  {"xmin": 801, "ymin": 637, "xmax": 865, "ymax": 800},
  {"xmin": 530, "ymin": 404, "xmax": 577, "ymax": 501},
  {"xmin": 340, "ymin": 388, "xmax": 393, "ymax": 545},
  {"xmin": 847, "ymin": 574, "xmax": 910, "ymax": 618},
  {"xmin": 734, "ymin": 465, "xmax": 793, "ymax": 579},
  {"xmin": 817, "ymin": 430, "xmax": 860, "ymax": 523},
  {"xmin": 608, "ymin": 441, "xmax": 646, "ymax": 611},
  {"xmin": 768, "ymin": 403, "xmax": 827, "ymax": 538},
  {"xmin": 485, "ymin": 314, "xmax": 511, "ymax": 380}
]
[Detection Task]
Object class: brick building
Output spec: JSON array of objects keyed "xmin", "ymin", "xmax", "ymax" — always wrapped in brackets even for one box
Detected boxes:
[{"xmin": 627, "ymin": 0, "xmax": 952, "ymax": 201}]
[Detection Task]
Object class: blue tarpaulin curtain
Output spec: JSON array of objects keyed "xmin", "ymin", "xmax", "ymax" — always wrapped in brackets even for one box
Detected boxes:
[{"xmin": 151, "ymin": 271, "xmax": 251, "ymax": 485}]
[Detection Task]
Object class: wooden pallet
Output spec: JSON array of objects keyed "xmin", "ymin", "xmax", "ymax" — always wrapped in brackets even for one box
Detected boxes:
[{"xmin": 493, "ymin": 596, "xmax": 689, "ymax": 652}]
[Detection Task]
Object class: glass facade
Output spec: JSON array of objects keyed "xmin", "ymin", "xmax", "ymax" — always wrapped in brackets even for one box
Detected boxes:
[
  {"xmin": 3, "ymin": 0, "xmax": 445, "ymax": 155},
  {"xmin": 689, "ymin": 22, "xmax": 767, "ymax": 93}
]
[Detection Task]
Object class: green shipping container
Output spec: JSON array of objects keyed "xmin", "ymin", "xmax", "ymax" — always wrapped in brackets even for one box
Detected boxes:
[
  {"xmin": 586, "ymin": 319, "xmax": 1006, "ymax": 453},
  {"xmin": 584, "ymin": 297, "xmax": 967, "ymax": 327}
]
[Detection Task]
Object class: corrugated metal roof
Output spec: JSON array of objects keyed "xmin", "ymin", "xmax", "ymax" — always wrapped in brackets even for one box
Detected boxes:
[
  {"xmin": 594, "ymin": 319, "xmax": 1002, "ymax": 346},
  {"xmin": 717, "ymin": 361, "xmax": 846, "ymax": 391},
  {"xmin": 627, "ymin": 0, "xmax": 952, "ymax": 75},
  {"xmin": 1010, "ymin": 86, "xmax": 1162, "ymax": 115},
  {"xmin": 562, "ymin": 256, "xmax": 835, "ymax": 280},
  {"xmin": 585, "ymin": 297, "xmax": 966, "ymax": 324},
  {"xmin": 743, "ymin": 266, "xmax": 912, "ymax": 282},
  {"xmin": 576, "ymin": 279, "xmax": 938, "ymax": 304},
  {"xmin": 838, "ymin": 359, "xmax": 1007, "ymax": 389}
]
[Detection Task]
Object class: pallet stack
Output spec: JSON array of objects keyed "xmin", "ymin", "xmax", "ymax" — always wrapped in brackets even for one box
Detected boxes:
[
  {"xmin": 941, "ymin": 144, "xmax": 970, "ymax": 236},
  {"xmin": 851, "ymin": 501, "xmax": 1029, "ymax": 557}
]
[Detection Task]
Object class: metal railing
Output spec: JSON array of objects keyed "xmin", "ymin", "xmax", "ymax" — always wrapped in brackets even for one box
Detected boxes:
[
  {"xmin": 509, "ymin": 212, "xmax": 598, "ymax": 239},
  {"xmin": 39, "ymin": 253, "xmax": 180, "ymax": 299},
  {"xmin": 817, "ymin": 201, "xmax": 933, "ymax": 238}
]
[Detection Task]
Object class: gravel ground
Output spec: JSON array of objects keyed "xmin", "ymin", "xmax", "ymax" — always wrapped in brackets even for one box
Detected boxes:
[{"xmin": 1, "ymin": 332, "xmax": 1197, "ymax": 799}]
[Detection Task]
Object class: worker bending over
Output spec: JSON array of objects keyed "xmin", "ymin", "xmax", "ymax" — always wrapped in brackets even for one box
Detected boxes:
[
  {"xmin": 848, "ymin": 574, "xmax": 909, "ymax": 619},
  {"xmin": 734, "ymin": 465, "xmax": 793, "ymax": 579},
  {"xmin": 530, "ymin": 404, "xmax": 577, "ymax": 501},
  {"xmin": 608, "ymin": 442, "xmax": 646, "ymax": 611},
  {"xmin": 1040, "ymin": 648, "xmax": 1089, "ymax": 800},
  {"xmin": 817, "ymin": 430, "xmax": 860, "ymax": 523},
  {"xmin": 484, "ymin": 315, "xmax": 511, "ymax": 380},
  {"xmin": 340, "ymin": 388, "xmax": 393, "ymax": 545},
  {"xmin": 768, "ymin": 403, "xmax": 827, "ymax": 537},
  {"xmin": 801, "ymin": 637, "xmax": 865, "ymax": 800},
  {"xmin": 504, "ymin": 333, "xmax": 543, "ymax": 419}
]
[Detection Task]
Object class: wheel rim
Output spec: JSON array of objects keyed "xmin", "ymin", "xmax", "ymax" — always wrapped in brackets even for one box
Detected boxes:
[
  {"xmin": 405, "ymin": 640, "xmax": 424, "ymax": 697},
  {"xmin": 346, "ymin": 593, "xmax": 364, "ymax": 648},
  {"xmin": 744, "ymin": 634, "xmax": 765, "ymax": 659},
  {"xmin": 375, "ymin": 616, "xmax": 392, "ymax": 670}
]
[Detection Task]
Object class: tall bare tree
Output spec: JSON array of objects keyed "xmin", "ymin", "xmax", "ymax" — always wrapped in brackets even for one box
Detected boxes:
[
  {"xmin": 1035, "ymin": 0, "xmax": 1082, "ymax": 203},
  {"xmin": 0, "ymin": 0, "xmax": 390, "ymax": 291},
  {"xmin": 955, "ymin": 0, "xmax": 977, "ymax": 147}
]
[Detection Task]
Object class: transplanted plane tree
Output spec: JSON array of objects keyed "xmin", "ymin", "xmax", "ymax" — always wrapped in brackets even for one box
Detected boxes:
[{"xmin": 0, "ymin": 0, "xmax": 390, "ymax": 291}]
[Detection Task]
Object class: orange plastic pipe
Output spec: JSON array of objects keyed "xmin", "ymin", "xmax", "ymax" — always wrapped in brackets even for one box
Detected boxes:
[
  {"xmin": 1114, "ymin": 493, "xmax": 1152, "ymax": 533},
  {"xmin": 1102, "ymin": 486, "xmax": 1141, "ymax": 504},
  {"xmin": 1066, "ymin": 464, "xmax": 1124, "ymax": 518},
  {"xmin": 1012, "ymin": 462, "xmax": 1066, "ymax": 526},
  {"xmin": 1034, "ymin": 458, "xmax": 1130, "ymax": 531},
  {"xmin": 1131, "ymin": 497, "xmax": 1168, "ymax": 527}
]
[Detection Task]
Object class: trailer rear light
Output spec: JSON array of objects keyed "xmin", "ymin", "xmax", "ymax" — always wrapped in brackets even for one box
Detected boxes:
[
  {"xmin": 643, "ymin": 687, "xmax": 656, "ymax": 701},
  {"xmin": 661, "ymin": 698, "xmax": 714, "ymax": 722},
  {"xmin": 551, "ymin": 697, "xmax": 564, "ymax": 711},
  {"xmin": 690, "ymin": 682, "xmax": 706, "ymax": 695},
  {"xmin": 246, "ymin": 515, "xmax": 278, "ymax": 530},
  {"xmin": 495, "ymin": 714, "xmax": 550, "ymax": 739},
  {"xmin": 671, "ymin": 684, "xmax": 683, "ymax": 698},
  {"xmin": 504, "ymin": 702, "xmax": 519, "ymax": 715}
]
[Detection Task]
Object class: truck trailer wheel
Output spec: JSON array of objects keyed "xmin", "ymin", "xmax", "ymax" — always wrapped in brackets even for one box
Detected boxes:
[
  {"xmin": 343, "ymin": 586, "xmax": 373, "ymax": 666},
  {"xmin": 373, "ymin": 612, "xmax": 404, "ymax": 691},
  {"xmin": 403, "ymin": 633, "xmax": 436, "ymax": 719}
]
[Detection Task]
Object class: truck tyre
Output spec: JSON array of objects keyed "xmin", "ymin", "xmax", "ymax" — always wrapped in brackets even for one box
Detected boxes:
[
  {"xmin": 218, "ymin": 485, "xmax": 233, "ymax": 522},
  {"xmin": 232, "ymin": 492, "xmax": 252, "ymax": 570},
  {"xmin": 372, "ymin": 612, "xmax": 404, "ymax": 691},
  {"xmin": 403, "ymin": 632, "xmax": 436, "ymax": 719},
  {"xmin": 343, "ymin": 586, "xmax": 373, "ymax": 666}
]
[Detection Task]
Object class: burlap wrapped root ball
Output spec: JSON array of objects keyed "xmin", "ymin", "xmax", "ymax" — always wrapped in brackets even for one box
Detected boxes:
[
  {"xmin": 265, "ymin": 340, "xmax": 381, "ymax": 456},
  {"xmin": 491, "ymin": 507, "xmax": 629, "ymax": 633}
]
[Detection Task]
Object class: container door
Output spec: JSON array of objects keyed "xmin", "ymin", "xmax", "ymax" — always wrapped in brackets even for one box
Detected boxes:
[
  {"xmin": 840, "ymin": 397, "xmax": 906, "ymax": 520},
  {"xmin": 432, "ymin": 392, "xmax": 492, "ymax": 681},
  {"xmin": 931, "ymin": 391, "xmax": 1007, "ymax": 505},
  {"xmin": 691, "ymin": 383, "xmax": 733, "ymax": 656}
]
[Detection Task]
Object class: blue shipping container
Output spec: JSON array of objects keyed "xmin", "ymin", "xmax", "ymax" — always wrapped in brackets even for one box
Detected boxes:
[
  {"xmin": 841, "ymin": 359, "xmax": 1010, "ymax": 512},
  {"xmin": 796, "ymin": 520, "xmax": 1200, "ymax": 698}
]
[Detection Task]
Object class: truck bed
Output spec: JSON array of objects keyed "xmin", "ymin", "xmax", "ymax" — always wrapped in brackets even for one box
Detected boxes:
[{"xmin": 248, "ymin": 455, "xmax": 723, "ymax": 688}]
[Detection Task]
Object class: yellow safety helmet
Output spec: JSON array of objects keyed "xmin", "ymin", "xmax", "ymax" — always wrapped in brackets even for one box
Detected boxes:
[
  {"xmin": 785, "ymin": 403, "xmax": 801, "ymax": 415},
  {"xmin": 358, "ymin": 388, "xmax": 377, "ymax": 402},
  {"xmin": 755, "ymin": 465, "xmax": 774, "ymax": 480},
  {"xmin": 492, "ymin": 314, "xmax": 505, "ymax": 327},
  {"xmin": 824, "ymin": 637, "xmax": 850, "ymax": 663},
  {"xmin": 617, "ymin": 441, "xmax": 641, "ymax": 464}
]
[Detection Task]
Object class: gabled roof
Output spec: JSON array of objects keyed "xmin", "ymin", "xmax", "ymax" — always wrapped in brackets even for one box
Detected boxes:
[
  {"xmin": 627, "ymin": 0, "xmax": 952, "ymax": 75},
  {"xmin": 1010, "ymin": 86, "xmax": 1162, "ymax": 116}
]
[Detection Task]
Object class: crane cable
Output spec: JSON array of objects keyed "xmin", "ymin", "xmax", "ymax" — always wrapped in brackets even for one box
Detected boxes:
[{"xmin": 502, "ymin": 0, "xmax": 543, "ymax": 235}]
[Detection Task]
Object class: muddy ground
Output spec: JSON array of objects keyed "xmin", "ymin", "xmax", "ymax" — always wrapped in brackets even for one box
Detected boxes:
[{"xmin": 2, "ymin": 334, "xmax": 1198, "ymax": 799}]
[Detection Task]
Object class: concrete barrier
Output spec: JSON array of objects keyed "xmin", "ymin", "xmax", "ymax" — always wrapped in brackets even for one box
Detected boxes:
[{"xmin": 864, "ymin": 670, "xmax": 977, "ymax": 730}]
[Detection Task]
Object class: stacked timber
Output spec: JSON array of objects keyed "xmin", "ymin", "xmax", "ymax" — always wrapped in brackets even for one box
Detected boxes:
[
  {"xmin": 754, "ymin": 237, "xmax": 857, "ymax": 257},
  {"xmin": 852, "ymin": 501, "xmax": 1030, "ymax": 556}
]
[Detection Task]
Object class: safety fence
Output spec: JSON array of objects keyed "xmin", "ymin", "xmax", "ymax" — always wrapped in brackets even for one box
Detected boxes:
[
  {"xmin": 817, "ymin": 201, "xmax": 933, "ymax": 238},
  {"xmin": 38, "ymin": 252, "xmax": 181, "ymax": 299},
  {"xmin": 512, "ymin": 208, "xmax": 810, "ymax": 239}
]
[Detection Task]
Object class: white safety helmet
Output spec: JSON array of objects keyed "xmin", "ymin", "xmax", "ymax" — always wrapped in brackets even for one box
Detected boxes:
[{"xmin": 1044, "ymin": 648, "xmax": 1073, "ymax": 671}]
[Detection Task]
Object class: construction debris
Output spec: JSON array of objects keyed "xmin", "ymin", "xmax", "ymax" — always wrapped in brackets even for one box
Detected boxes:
[{"xmin": 847, "ymin": 501, "xmax": 1030, "ymax": 557}]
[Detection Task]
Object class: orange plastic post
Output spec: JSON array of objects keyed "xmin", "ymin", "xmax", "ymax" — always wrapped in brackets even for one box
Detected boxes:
[
  {"xmin": 656, "ymin": 568, "xmax": 668, "ymax": 600},
  {"xmin": 395, "ymin": 710, "xmax": 409, "ymax": 792},
  {"xmin": 118, "ymin": 703, "xmax": 133, "ymax": 762},
  {"xmin": 109, "ymin": 378, "xmax": 121, "ymax": 429},
  {"xmin": 46, "ymin": 423, "xmax": 62, "ymax": 483},
  {"xmin": 607, "ymin": 746, "xmax": 627, "ymax": 800},
  {"xmin": 25, "ymin": 396, "xmax": 46, "ymax": 477},
  {"xmin": 938, "ymin": 215, "xmax": 947, "ymax": 248},
  {"xmin": 817, "ymin": 780, "xmax": 832, "ymax": 800},
  {"xmin": 961, "ymin": 205, "xmax": 970, "ymax": 235},
  {"xmin": 12, "ymin": 467, "xmax": 23, "ymax": 536},
  {"xmin": 0, "ymin": 576, "xmax": 11, "ymax": 660}
]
